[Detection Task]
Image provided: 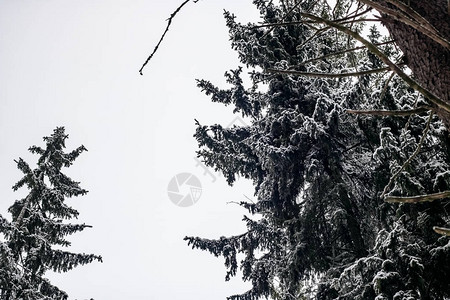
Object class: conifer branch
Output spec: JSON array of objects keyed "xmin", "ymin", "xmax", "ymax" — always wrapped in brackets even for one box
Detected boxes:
[
  {"xmin": 347, "ymin": 106, "xmax": 431, "ymax": 116},
  {"xmin": 381, "ymin": 110, "xmax": 434, "ymax": 199},
  {"xmin": 385, "ymin": 190, "xmax": 450, "ymax": 203},
  {"xmin": 298, "ymin": 12, "xmax": 450, "ymax": 113},
  {"xmin": 267, "ymin": 66, "xmax": 392, "ymax": 78},
  {"xmin": 433, "ymin": 226, "xmax": 450, "ymax": 236},
  {"xmin": 139, "ymin": 0, "xmax": 198, "ymax": 75}
]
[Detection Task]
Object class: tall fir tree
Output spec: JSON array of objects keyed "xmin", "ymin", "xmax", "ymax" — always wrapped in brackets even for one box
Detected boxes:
[
  {"xmin": 0, "ymin": 127, "xmax": 102, "ymax": 300},
  {"xmin": 183, "ymin": 1, "xmax": 450, "ymax": 299}
]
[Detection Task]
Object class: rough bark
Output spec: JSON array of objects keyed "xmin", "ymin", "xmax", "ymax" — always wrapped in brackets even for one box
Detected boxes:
[{"xmin": 370, "ymin": 0, "xmax": 450, "ymax": 127}]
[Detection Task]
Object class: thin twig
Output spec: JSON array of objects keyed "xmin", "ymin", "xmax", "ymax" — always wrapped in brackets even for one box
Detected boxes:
[
  {"xmin": 267, "ymin": 66, "xmax": 393, "ymax": 78},
  {"xmin": 385, "ymin": 190, "xmax": 450, "ymax": 203},
  {"xmin": 381, "ymin": 111, "xmax": 434, "ymax": 198},
  {"xmin": 139, "ymin": 0, "xmax": 197, "ymax": 75},
  {"xmin": 347, "ymin": 106, "xmax": 431, "ymax": 116}
]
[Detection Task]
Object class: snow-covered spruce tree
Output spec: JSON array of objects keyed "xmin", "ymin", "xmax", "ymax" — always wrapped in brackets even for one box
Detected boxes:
[
  {"xmin": 0, "ymin": 127, "xmax": 102, "ymax": 300},
  {"xmin": 183, "ymin": 1, "xmax": 450, "ymax": 299}
]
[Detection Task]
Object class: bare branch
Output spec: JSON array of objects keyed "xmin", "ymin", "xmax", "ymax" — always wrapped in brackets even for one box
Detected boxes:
[
  {"xmin": 267, "ymin": 66, "xmax": 392, "ymax": 78},
  {"xmin": 347, "ymin": 106, "xmax": 431, "ymax": 116},
  {"xmin": 254, "ymin": 18, "xmax": 378, "ymax": 29},
  {"xmin": 384, "ymin": 0, "xmax": 437, "ymax": 33},
  {"xmin": 433, "ymin": 226, "xmax": 450, "ymax": 236},
  {"xmin": 139, "ymin": 0, "xmax": 197, "ymax": 75},
  {"xmin": 385, "ymin": 190, "xmax": 450, "ymax": 203},
  {"xmin": 332, "ymin": 6, "xmax": 373, "ymax": 23},
  {"xmin": 381, "ymin": 111, "xmax": 434, "ymax": 198},
  {"xmin": 298, "ymin": 40, "xmax": 395, "ymax": 66}
]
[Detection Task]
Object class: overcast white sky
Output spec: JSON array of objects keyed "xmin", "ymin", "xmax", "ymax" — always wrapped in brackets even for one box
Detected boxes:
[{"xmin": 0, "ymin": 1, "xmax": 262, "ymax": 299}]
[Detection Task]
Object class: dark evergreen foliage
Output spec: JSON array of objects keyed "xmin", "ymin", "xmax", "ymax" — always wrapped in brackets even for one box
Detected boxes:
[
  {"xmin": 0, "ymin": 127, "xmax": 102, "ymax": 300},
  {"xmin": 184, "ymin": 1, "xmax": 450, "ymax": 299}
]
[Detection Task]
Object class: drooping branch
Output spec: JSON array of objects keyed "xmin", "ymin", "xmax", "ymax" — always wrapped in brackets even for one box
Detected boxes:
[
  {"xmin": 266, "ymin": 66, "xmax": 392, "ymax": 78},
  {"xmin": 385, "ymin": 190, "xmax": 450, "ymax": 203},
  {"xmin": 381, "ymin": 111, "xmax": 434, "ymax": 199},
  {"xmin": 347, "ymin": 106, "xmax": 431, "ymax": 116},
  {"xmin": 139, "ymin": 0, "xmax": 198, "ymax": 75},
  {"xmin": 298, "ymin": 12, "xmax": 450, "ymax": 113}
]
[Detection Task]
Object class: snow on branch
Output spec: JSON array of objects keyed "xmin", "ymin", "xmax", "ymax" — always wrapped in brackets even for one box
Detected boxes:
[{"xmin": 266, "ymin": 66, "xmax": 393, "ymax": 78}]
